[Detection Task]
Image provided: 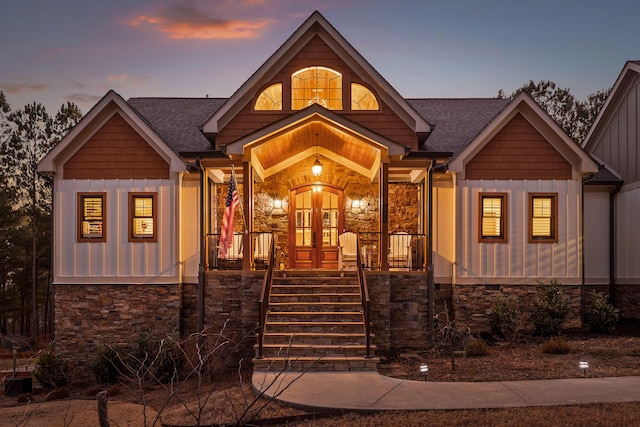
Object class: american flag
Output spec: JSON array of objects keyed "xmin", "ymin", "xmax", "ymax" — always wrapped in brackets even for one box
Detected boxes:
[{"xmin": 220, "ymin": 170, "xmax": 239, "ymax": 258}]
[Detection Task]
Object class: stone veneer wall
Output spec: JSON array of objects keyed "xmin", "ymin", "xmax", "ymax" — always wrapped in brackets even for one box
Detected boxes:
[
  {"xmin": 614, "ymin": 284, "xmax": 640, "ymax": 319},
  {"xmin": 200, "ymin": 272, "xmax": 264, "ymax": 358},
  {"xmin": 53, "ymin": 284, "xmax": 181, "ymax": 379},
  {"xmin": 453, "ymin": 284, "xmax": 583, "ymax": 332},
  {"xmin": 367, "ymin": 272, "xmax": 452, "ymax": 353}
]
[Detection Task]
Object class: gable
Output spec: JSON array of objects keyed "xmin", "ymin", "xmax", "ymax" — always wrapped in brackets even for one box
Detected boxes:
[
  {"xmin": 63, "ymin": 112, "xmax": 170, "ymax": 179},
  {"xmin": 203, "ymin": 11, "xmax": 430, "ymax": 144},
  {"xmin": 583, "ymin": 62, "xmax": 640, "ymax": 183},
  {"xmin": 216, "ymin": 35, "xmax": 416, "ymax": 149},
  {"xmin": 465, "ymin": 113, "xmax": 571, "ymax": 180}
]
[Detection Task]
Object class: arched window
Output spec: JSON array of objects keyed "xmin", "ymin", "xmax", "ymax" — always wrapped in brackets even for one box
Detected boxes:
[
  {"xmin": 291, "ymin": 66, "xmax": 342, "ymax": 110},
  {"xmin": 255, "ymin": 83, "xmax": 282, "ymax": 110},
  {"xmin": 351, "ymin": 83, "xmax": 379, "ymax": 110}
]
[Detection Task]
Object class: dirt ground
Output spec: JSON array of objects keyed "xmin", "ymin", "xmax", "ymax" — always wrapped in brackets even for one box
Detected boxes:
[{"xmin": 2, "ymin": 325, "xmax": 640, "ymax": 426}]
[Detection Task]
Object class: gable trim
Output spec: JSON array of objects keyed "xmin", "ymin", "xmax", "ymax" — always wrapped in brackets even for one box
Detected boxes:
[
  {"xmin": 448, "ymin": 92, "xmax": 598, "ymax": 179},
  {"xmin": 202, "ymin": 11, "xmax": 430, "ymax": 137},
  {"xmin": 38, "ymin": 90, "xmax": 186, "ymax": 175}
]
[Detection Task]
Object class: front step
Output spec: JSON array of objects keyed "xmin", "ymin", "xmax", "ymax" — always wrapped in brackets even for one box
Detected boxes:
[{"xmin": 253, "ymin": 271, "xmax": 378, "ymax": 372}]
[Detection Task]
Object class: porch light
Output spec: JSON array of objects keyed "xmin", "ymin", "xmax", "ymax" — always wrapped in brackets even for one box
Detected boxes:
[{"xmin": 312, "ymin": 133, "xmax": 322, "ymax": 176}]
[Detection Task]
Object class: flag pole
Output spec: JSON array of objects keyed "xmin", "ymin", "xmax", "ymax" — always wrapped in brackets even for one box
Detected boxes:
[{"xmin": 231, "ymin": 164, "xmax": 248, "ymax": 235}]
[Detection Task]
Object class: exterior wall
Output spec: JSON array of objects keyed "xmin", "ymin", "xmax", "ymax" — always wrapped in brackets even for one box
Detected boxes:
[
  {"xmin": 53, "ymin": 178, "xmax": 180, "ymax": 283},
  {"xmin": 182, "ymin": 175, "xmax": 200, "ymax": 282},
  {"xmin": 590, "ymin": 75, "xmax": 640, "ymax": 183},
  {"xmin": 455, "ymin": 179, "xmax": 583, "ymax": 284},
  {"xmin": 216, "ymin": 35, "xmax": 417, "ymax": 150},
  {"xmin": 616, "ymin": 182, "xmax": 640, "ymax": 284},
  {"xmin": 433, "ymin": 179, "xmax": 454, "ymax": 282},
  {"xmin": 465, "ymin": 113, "xmax": 572, "ymax": 180},
  {"xmin": 63, "ymin": 113, "xmax": 170, "ymax": 180},
  {"xmin": 584, "ymin": 188, "xmax": 611, "ymax": 284},
  {"xmin": 453, "ymin": 284, "xmax": 582, "ymax": 332},
  {"xmin": 53, "ymin": 283, "xmax": 181, "ymax": 378}
]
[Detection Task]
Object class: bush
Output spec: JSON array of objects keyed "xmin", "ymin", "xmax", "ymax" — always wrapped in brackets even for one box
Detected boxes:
[
  {"xmin": 585, "ymin": 290, "xmax": 620, "ymax": 333},
  {"xmin": 541, "ymin": 336, "xmax": 572, "ymax": 354},
  {"xmin": 465, "ymin": 337, "xmax": 490, "ymax": 357},
  {"xmin": 488, "ymin": 295, "xmax": 522, "ymax": 344},
  {"xmin": 33, "ymin": 345, "xmax": 75, "ymax": 389},
  {"xmin": 90, "ymin": 345, "xmax": 124, "ymax": 384},
  {"xmin": 530, "ymin": 279, "xmax": 570, "ymax": 337},
  {"xmin": 127, "ymin": 332, "xmax": 185, "ymax": 384}
]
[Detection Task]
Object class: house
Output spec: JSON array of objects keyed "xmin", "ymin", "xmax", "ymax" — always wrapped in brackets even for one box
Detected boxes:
[
  {"xmin": 38, "ymin": 11, "xmax": 630, "ymax": 372},
  {"xmin": 582, "ymin": 60, "xmax": 640, "ymax": 318}
]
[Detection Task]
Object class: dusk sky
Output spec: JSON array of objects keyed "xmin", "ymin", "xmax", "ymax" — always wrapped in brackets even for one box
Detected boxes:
[{"xmin": 1, "ymin": 0, "xmax": 639, "ymax": 114}]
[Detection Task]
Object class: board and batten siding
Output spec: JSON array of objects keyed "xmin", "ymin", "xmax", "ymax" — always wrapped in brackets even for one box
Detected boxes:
[
  {"xmin": 589, "ymin": 78, "xmax": 640, "ymax": 183},
  {"xmin": 432, "ymin": 180, "xmax": 454, "ymax": 283},
  {"xmin": 455, "ymin": 179, "xmax": 582, "ymax": 284},
  {"xmin": 617, "ymin": 182, "xmax": 640, "ymax": 283},
  {"xmin": 54, "ymin": 179, "xmax": 180, "ymax": 284},
  {"xmin": 583, "ymin": 189, "xmax": 611, "ymax": 284}
]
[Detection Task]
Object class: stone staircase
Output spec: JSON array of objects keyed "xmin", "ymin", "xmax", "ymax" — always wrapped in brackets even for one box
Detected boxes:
[{"xmin": 253, "ymin": 271, "xmax": 379, "ymax": 372}]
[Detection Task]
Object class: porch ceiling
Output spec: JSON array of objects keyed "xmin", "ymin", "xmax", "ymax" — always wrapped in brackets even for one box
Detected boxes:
[{"xmin": 223, "ymin": 107, "xmax": 407, "ymax": 181}]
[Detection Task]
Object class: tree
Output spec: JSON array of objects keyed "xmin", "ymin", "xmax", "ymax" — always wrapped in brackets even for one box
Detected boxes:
[
  {"xmin": 0, "ymin": 99, "xmax": 82, "ymax": 340},
  {"xmin": 506, "ymin": 81, "xmax": 610, "ymax": 145}
]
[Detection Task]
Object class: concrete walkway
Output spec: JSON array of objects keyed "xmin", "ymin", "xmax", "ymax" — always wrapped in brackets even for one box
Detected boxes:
[{"xmin": 252, "ymin": 371, "xmax": 640, "ymax": 411}]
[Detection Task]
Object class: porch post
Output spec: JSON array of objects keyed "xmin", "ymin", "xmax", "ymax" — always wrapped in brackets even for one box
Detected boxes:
[
  {"xmin": 380, "ymin": 162, "xmax": 389, "ymax": 270},
  {"xmin": 242, "ymin": 161, "xmax": 253, "ymax": 271}
]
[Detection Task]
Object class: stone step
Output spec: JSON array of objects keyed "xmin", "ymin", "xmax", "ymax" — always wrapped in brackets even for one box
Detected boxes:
[
  {"xmin": 269, "ymin": 292, "xmax": 361, "ymax": 303},
  {"xmin": 266, "ymin": 311, "xmax": 363, "ymax": 323},
  {"xmin": 260, "ymin": 332, "xmax": 373, "ymax": 346},
  {"xmin": 272, "ymin": 275, "xmax": 357, "ymax": 286},
  {"xmin": 252, "ymin": 355, "xmax": 380, "ymax": 372},
  {"xmin": 257, "ymin": 343, "xmax": 377, "ymax": 359},
  {"xmin": 270, "ymin": 284, "xmax": 361, "ymax": 294},
  {"xmin": 264, "ymin": 321, "xmax": 365, "ymax": 334},
  {"xmin": 268, "ymin": 301, "xmax": 361, "ymax": 312}
]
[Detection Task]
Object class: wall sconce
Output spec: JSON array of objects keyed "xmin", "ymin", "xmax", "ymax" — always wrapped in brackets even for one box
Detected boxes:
[
  {"xmin": 271, "ymin": 198, "xmax": 286, "ymax": 215},
  {"xmin": 352, "ymin": 199, "xmax": 361, "ymax": 211}
]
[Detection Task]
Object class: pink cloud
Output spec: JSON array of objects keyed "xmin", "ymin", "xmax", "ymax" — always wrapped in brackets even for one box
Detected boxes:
[
  {"xmin": 0, "ymin": 82, "xmax": 50, "ymax": 94},
  {"xmin": 128, "ymin": 3, "xmax": 273, "ymax": 40}
]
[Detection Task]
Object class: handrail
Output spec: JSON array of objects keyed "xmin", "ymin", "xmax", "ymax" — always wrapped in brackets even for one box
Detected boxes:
[
  {"xmin": 355, "ymin": 233, "xmax": 372, "ymax": 358},
  {"xmin": 257, "ymin": 232, "xmax": 277, "ymax": 359}
]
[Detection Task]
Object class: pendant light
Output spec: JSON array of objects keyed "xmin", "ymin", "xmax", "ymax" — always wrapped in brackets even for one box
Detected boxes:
[{"xmin": 312, "ymin": 133, "xmax": 322, "ymax": 176}]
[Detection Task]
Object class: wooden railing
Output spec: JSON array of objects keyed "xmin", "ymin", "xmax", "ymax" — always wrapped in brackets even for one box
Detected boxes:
[
  {"xmin": 256, "ymin": 233, "xmax": 277, "ymax": 359},
  {"xmin": 355, "ymin": 233, "xmax": 372, "ymax": 358}
]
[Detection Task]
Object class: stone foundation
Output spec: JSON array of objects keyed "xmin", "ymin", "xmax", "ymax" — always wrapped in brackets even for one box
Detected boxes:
[
  {"xmin": 53, "ymin": 283, "xmax": 181, "ymax": 379},
  {"xmin": 453, "ymin": 283, "xmax": 582, "ymax": 333}
]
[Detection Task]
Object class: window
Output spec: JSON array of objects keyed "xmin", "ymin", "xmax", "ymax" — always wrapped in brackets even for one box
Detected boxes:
[
  {"xmin": 254, "ymin": 83, "xmax": 282, "ymax": 110},
  {"xmin": 529, "ymin": 193, "xmax": 558, "ymax": 243},
  {"xmin": 78, "ymin": 193, "xmax": 106, "ymax": 242},
  {"xmin": 351, "ymin": 83, "xmax": 379, "ymax": 110},
  {"xmin": 291, "ymin": 66, "xmax": 342, "ymax": 110},
  {"xmin": 129, "ymin": 193, "xmax": 157, "ymax": 242},
  {"xmin": 479, "ymin": 193, "xmax": 507, "ymax": 243}
]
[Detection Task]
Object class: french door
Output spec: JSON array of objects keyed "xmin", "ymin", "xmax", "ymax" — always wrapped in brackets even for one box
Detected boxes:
[{"xmin": 289, "ymin": 184, "xmax": 343, "ymax": 269}]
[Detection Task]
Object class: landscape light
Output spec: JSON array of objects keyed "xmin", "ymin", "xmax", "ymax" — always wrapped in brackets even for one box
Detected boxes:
[
  {"xmin": 420, "ymin": 363, "xmax": 429, "ymax": 380},
  {"xmin": 579, "ymin": 360, "xmax": 589, "ymax": 376}
]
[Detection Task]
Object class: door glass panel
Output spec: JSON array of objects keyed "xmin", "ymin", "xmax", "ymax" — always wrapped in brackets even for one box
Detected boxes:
[
  {"xmin": 295, "ymin": 191, "xmax": 312, "ymax": 246},
  {"xmin": 322, "ymin": 191, "xmax": 338, "ymax": 246}
]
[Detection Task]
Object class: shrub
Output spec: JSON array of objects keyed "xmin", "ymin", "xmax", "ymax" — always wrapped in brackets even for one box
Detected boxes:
[
  {"xmin": 33, "ymin": 345, "xmax": 75, "ymax": 389},
  {"xmin": 530, "ymin": 279, "xmax": 570, "ymax": 337},
  {"xmin": 488, "ymin": 295, "xmax": 522, "ymax": 344},
  {"xmin": 127, "ymin": 332, "xmax": 185, "ymax": 384},
  {"xmin": 585, "ymin": 291, "xmax": 619, "ymax": 334},
  {"xmin": 465, "ymin": 337, "xmax": 490, "ymax": 357},
  {"xmin": 541, "ymin": 336, "xmax": 572, "ymax": 354},
  {"xmin": 90, "ymin": 345, "xmax": 124, "ymax": 384}
]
